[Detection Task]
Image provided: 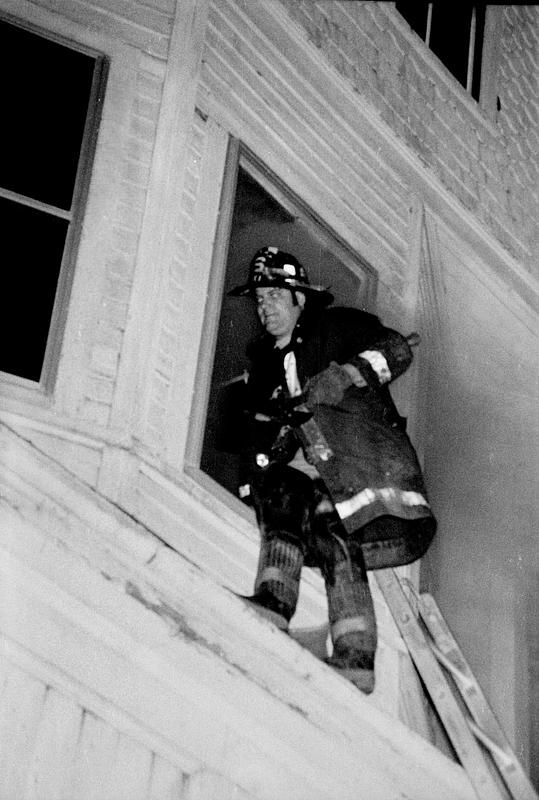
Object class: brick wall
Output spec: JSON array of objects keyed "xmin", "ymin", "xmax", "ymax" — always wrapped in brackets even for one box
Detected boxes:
[
  {"xmin": 495, "ymin": 5, "xmax": 539, "ymax": 256},
  {"xmin": 278, "ymin": 0, "xmax": 538, "ymax": 274}
]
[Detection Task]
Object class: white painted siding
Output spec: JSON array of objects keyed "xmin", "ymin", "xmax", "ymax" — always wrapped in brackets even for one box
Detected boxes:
[
  {"xmin": 27, "ymin": 0, "xmax": 174, "ymax": 59},
  {"xmin": 0, "ymin": 658, "xmax": 187, "ymax": 800},
  {"xmin": 280, "ymin": 0, "xmax": 538, "ymax": 274},
  {"xmin": 0, "ymin": 422, "xmax": 476, "ymax": 800}
]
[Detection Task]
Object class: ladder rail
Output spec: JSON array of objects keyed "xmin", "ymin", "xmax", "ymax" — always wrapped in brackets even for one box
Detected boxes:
[
  {"xmin": 375, "ymin": 568, "xmax": 539, "ymax": 800},
  {"xmin": 467, "ymin": 719, "xmax": 515, "ymax": 769},
  {"xmin": 427, "ymin": 644, "xmax": 516, "ymax": 768},
  {"xmin": 375, "ymin": 568, "xmax": 506, "ymax": 800},
  {"xmin": 418, "ymin": 592, "xmax": 538, "ymax": 800}
]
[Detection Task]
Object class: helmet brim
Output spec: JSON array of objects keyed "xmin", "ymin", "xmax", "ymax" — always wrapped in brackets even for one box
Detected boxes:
[{"xmin": 228, "ymin": 279, "xmax": 334, "ymax": 306}]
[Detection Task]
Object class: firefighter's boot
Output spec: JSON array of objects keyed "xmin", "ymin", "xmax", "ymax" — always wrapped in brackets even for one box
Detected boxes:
[
  {"xmin": 325, "ymin": 537, "xmax": 377, "ymax": 694},
  {"xmin": 240, "ymin": 535, "xmax": 304, "ymax": 630}
]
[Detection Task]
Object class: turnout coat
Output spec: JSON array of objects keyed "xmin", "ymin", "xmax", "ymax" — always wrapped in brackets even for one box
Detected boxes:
[{"xmin": 240, "ymin": 306, "xmax": 436, "ymax": 571}]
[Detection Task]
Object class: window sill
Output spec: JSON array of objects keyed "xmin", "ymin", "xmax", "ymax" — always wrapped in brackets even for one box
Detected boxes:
[{"xmin": 0, "ymin": 371, "xmax": 53, "ymax": 406}]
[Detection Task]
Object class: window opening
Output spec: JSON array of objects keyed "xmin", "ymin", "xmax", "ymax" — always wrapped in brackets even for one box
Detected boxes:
[
  {"xmin": 396, "ymin": 2, "xmax": 485, "ymax": 100},
  {"xmin": 0, "ymin": 17, "xmax": 107, "ymax": 383},
  {"xmin": 198, "ymin": 149, "xmax": 376, "ymax": 499}
]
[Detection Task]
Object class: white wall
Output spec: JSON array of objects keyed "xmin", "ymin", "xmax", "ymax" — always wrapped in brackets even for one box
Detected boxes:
[{"xmin": 415, "ymin": 211, "xmax": 539, "ymax": 765}]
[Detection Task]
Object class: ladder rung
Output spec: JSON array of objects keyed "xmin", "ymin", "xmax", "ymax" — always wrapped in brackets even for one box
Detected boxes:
[
  {"xmin": 431, "ymin": 641, "xmax": 525, "ymax": 781},
  {"xmin": 467, "ymin": 719, "xmax": 516, "ymax": 770},
  {"xmin": 429, "ymin": 642, "xmax": 475, "ymax": 691},
  {"xmin": 376, "ymin": 571, "xmax": 539, "ymax": 800},
  {"xmin": 375, "ymin": 569, "xmax": 504, "ymax": 800},
  {"xmin": 429, "ymin": 643, "xmax": 518, "ymax": 774},
  {"xmin": 418, "ymin": 591, "xmax": 539, "ymax": 800}
]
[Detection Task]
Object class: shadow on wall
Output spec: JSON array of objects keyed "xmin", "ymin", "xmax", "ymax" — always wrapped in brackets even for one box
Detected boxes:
[{"xmin": 420, "ymin": 379, "xmax": 538, "ymax": 778}]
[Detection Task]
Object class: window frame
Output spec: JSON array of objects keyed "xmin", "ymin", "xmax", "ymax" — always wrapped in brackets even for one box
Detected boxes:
[
  {"xmin": 184, "ymin": 137, "xmax": 377, "ymax": 512},
  {"xmin": 395, "ymin": 2, "xmax": 486, "ymax": 101},
  {"xmin": 0, "ymin": 13, "xmax": 108, "ymax": 393},
  {"xmin": 391, "ymin": 4, "xmax": 502, "ymax": 123}
]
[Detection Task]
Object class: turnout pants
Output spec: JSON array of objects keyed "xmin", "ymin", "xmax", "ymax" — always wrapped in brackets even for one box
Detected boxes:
[{"xmin": 250, "ymin": 463, "xmax": 377, "ymax": 667}]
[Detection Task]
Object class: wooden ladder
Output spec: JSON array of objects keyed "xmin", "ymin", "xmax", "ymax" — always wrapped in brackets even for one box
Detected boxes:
[{"xmin": 375, "ymin": 568, "xmax": 538, "ymax": 800}]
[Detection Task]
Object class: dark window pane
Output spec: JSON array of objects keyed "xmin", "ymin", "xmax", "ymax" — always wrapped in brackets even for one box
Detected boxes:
[
  {"xmin": 429, "ymin": 4, "xmax": 473, "ymax": 89},
  {"xmin": 0, "ymin": 197, "xmax": 68, "ymax": 381},
  {"xmin": 395, "ymin": 1, "xmax": 430, "ymax": 40},
  {"xmin": 0, "ymin": 20, "xmax": 95, "ymax": 210}
]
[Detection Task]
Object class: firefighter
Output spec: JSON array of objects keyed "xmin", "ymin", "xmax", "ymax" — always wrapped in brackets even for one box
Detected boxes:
[{"xmin": 228, "ymin": 246, "xmax": 436, "ymax": 693}]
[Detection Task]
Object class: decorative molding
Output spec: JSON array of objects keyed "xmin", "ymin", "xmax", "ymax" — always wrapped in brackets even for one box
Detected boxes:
[{"xmin": 109, "ymin": 0, "xmax": 211, "ymax": 445}]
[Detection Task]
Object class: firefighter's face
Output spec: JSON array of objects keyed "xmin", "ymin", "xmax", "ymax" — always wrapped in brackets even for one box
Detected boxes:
[{"xmin": 255, "ymin": 287, "xmax": 305, "ymax": 347}]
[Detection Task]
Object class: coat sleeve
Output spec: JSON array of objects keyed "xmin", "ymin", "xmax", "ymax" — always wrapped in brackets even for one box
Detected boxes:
[{"xmin": 346, "ymin": 327, "xmax": 414, "ymax": 389}]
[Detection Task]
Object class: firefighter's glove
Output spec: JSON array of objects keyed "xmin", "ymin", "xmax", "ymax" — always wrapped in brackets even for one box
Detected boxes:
[
  {"xmin": 303, "ymin": 362, "xmax": 353, "ymax": 407},
  {"xmin": 266, "ymin": 395, "xmax": 313, "ymax": 426}
]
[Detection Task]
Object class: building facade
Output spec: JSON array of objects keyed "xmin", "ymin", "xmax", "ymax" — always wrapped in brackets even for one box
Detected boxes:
[{"xmin": 0, "ymin": 1, "xmax": 537, "ymax": 797}]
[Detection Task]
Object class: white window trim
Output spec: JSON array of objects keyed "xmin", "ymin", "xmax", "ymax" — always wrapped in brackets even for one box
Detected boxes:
[{"xmin": 478, "ymin": 6, "xmax": 503, "ymax": 123}]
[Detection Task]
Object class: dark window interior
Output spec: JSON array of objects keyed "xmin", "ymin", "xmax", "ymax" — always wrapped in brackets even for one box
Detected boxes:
[
  {"xmin": 0, "ymin": 20, "xmax": 95, "ymax": 210},
  {"xmin": 1, "ymin": 197, "xmax": 68, "ymax": 381},
  {"xmin": 396, "ymin": 2, "xmax": 485, "ymax": 101},
  {"xmin": 429, "ymin": 5, "xmax": 474, "ymax": 90},
  {"xmin": 200, "ymin": 162, "xmax": 374, "ymax": 498},
  {"xmin": 0, "ymin": 18, "xmax": 102, "ymax": 382},
  {"xmin": 396, "ymin": 0, "xmax": 430, "ymax": 41}
]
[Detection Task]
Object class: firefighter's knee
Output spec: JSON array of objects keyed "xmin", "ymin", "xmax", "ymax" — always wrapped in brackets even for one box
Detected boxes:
[{"xmin": 252, "ymin": 464, "xmax": 315, "ymax": 542}]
